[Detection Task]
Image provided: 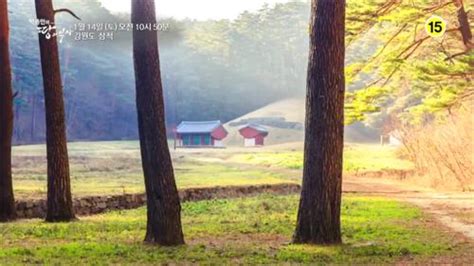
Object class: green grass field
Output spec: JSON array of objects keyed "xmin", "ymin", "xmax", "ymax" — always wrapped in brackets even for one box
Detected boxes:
[
  {"xmin": 12, "ymin": 141, "xmax": 412, "ymax": 199},
  {"xmin": 7, "ymin": 141, "xmax": 470, "ymax": 264},
  {"xmin": 0, "ymin": 194, "xmax": 463, "ymax": 264},
  {"xmin": 230, "ymin": 143, "xmax": 412, "ymax": 172}
]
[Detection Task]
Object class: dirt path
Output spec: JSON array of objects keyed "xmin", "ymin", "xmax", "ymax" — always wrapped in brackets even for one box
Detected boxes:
[
  {"xmin": 343, "ymin": 176, "xmax": 474, "ymax": 240},
  {"xmin": 196, "ymin": 153, "xmax": 474, "ymax": 242}
]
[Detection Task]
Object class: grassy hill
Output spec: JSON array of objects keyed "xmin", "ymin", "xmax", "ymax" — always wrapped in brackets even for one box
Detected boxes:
[{"xmin": 224, "ymin": 98, "xmax": 379, "ymax": 146}]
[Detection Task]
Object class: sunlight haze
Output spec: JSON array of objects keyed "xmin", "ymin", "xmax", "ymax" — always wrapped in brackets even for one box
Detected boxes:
[{"xmin": 99, "ymin": 0, "xmax": 294, "ymax": 20}]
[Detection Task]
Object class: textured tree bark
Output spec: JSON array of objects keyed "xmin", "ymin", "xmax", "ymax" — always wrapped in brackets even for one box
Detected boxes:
[
  {"xmin": 132, "ymin": 0, "xmax": 185, "ymax": 246},
  {"xmin": 0, "ymin": 0, "xmax": 16, "ymax": 222},
  {"xmin": 453, "ymin": 0, "xmax": 472, "ymax": 49},
  {"xmin": 35, "ymin": 0, "xmax": 75, "ymax": 222},
  {"xmin": 293, "ymin": 0, "xmax": 346, "ymax": 244}
]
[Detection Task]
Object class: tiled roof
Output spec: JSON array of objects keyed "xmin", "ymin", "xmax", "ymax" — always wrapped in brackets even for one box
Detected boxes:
[
  {"xmin": 240, "ymin": 123, "xmax": 268, "ymax": 133},
  {"xmin": 176, "ymin": 120, "xmax": 222, "ymax": 134}
]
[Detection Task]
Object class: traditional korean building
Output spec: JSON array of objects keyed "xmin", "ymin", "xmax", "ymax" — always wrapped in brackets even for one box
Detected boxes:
[
  {"xmin": 175, "ymin": 120, "xmax": 228, "ymax": 147},
  {"xmin": 238, "ymin": 124, "xmax": 269, "ymax": 147}
]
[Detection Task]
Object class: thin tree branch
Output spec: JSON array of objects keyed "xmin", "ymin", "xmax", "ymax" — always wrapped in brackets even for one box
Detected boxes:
[
  {"xmin": 376, "ymin": 0, "xmax": 401, "ymax": 16},
  {"xmin": 423, "ymin": 1, "xmax": 453, "ymax": 13},
  {"xmin": 444, "ymin": 50, "xmax": 471, "ymax": 61},
  {"xmin": 381, "ymin": 63, "xmax": 403, "ymax": 87},
  {"xmin": 54, "ymin": 8, "xmax": 81, "ymax": 20},
  {"xmin": 346, "ymin": 24, "xmax": 409, "ymax": 81},
  {"xmin": 402, "ymin": 40, "xmax": 424, "ymax": 59},
  {"xmin": 398, "ymin": 28, "xmax": 460, "ymax": 59},
  {"xmin": 374, "ymin": 24, "xmax": 408, "ymax": 59}
]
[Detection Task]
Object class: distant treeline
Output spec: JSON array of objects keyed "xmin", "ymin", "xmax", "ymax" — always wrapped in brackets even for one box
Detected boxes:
[
  {"xmin": 10, "ymin": 0, "xmax": 312, "ymax": 143},
  {"xmin": 9, "ymin": 0, "xmax": 472, "ymax": 144}
]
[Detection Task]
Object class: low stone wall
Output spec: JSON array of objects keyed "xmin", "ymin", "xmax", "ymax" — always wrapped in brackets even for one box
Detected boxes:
[{"xmin": 16, "ymin": 183, "xmax": 301, "ymax": 219}]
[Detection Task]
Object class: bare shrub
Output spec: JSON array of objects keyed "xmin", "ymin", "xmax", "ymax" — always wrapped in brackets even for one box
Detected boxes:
[{"xmin": 398, "ymin": 102, "xmax": 473, "ymax": 191}]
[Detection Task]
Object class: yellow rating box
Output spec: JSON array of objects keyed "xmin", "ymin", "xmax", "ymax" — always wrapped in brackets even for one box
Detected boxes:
[{"xmin": 425, "ymin": 15, "xmax": 447, "ymax": 38}]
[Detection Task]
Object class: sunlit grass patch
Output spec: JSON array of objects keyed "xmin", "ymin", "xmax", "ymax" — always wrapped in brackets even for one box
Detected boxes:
[
  {"xmin": 12, "ymin": 143, "xmax": 296, "ymax": 199},
  {"xmin": 0, "ymin": 195, "xmax": 461, "ymax": 264},
  {"xmin": 230, "ymin": 143, "xmax": 413, "ymax": 172},
  {"xmin": 12, "ymin": 141, "xmax": 413, "ymax": 199}
]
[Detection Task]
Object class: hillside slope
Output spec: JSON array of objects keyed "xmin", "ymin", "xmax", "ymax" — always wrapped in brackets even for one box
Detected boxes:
[{"xmin": 224, "ymin": 98, "xmax": 379, "ymax": 146}]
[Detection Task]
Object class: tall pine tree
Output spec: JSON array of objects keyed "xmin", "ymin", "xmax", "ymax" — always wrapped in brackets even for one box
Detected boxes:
[
  {"xmin": 293, "ymin": 0, "xmax": 346, "ymax": 244},
  {"xmin": 132, "ymin": 0, "xmax": 185, "ymax": 246},
  {"xmin": 0, "ymin": 0, "xmax": 16, "ymax": 222},
  {"xmin": 35, "ymin": 0, "xmax": 75, "ymax": 222}
]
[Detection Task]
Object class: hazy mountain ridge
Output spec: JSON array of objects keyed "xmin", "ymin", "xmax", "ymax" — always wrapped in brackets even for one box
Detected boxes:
[{"xmin": 9, "ymin": 0, "xmax": 377, "ymax": 144}]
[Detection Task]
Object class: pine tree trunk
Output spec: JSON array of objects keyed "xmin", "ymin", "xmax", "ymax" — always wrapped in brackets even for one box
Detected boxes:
[
  {"xmin": 132, "ymin": 0, "xmax": 185, "ymax": 246},
  {"xmin": 454, "ymin": 0, "xmax": 472, "ymax": 48},
  {"xmin": 0, "ymin": 0, "xmax": 16, "ymax": 222},
  {"xmin": 35, "ymin": 0, "xmax": 75, "ymax": 222},
  {"xmin": 293, "ymin": 0, "xmax": 346, "ymax": 244}
]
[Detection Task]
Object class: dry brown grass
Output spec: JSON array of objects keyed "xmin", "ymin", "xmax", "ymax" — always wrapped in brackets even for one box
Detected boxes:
[{"xmin": 398, "ymin": 102, "xmax": 473, "ymax": 191}]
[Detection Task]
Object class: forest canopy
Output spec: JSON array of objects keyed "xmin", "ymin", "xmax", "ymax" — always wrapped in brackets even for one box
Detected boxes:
[{"xmin": 8, "ymin": 0, "xmax": 472, "ymax": 143}]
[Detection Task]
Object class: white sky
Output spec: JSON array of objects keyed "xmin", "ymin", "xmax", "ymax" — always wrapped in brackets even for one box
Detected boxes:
[{"xmin": 99, "ymin": 0, "xmax": 294, "ymax": 20}]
